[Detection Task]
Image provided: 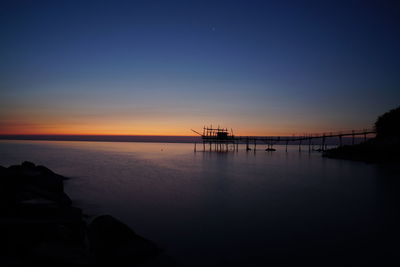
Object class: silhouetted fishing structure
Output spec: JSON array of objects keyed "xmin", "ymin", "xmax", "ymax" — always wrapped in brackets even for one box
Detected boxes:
[{"xmin": 191, "ymin": 126, "xmax": 376, "ymax": 152}]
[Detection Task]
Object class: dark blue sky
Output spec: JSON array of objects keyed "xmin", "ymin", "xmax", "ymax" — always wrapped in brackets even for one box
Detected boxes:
[{"xmin": 1, "ymin": 0, "xmax": 399, "ymax": 135}]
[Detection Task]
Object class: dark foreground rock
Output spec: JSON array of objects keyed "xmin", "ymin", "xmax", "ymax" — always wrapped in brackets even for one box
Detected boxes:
[
  {"xmin": 0, "ymin": 162, "xmax": 166, "ymax": 266},
  {"xmin": 88, "ymin": 215, "xmax": 162, "ymax": 265}
]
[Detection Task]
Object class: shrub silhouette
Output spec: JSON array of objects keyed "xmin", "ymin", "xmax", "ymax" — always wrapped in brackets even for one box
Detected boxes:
[{"xmin": 374, "ymin": 106, "xmax": 400, "ymax": 138}]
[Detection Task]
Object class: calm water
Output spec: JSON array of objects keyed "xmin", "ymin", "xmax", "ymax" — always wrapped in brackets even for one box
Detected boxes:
[{"xmin": 1, "ymin": 140, "xmax": 399, "ymax": 266}]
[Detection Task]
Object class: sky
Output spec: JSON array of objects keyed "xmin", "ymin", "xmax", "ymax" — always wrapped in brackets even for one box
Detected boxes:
[{"xmin": 1, "ymin": 0, "xmax": 399, "ymax": 136}]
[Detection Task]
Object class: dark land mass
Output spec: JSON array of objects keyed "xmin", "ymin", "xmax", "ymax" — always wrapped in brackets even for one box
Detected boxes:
[
  {"xmin": 323, "ymin": 136, "xmax": 400, "ymax": 163},
  {"xmin": 324, "ymin": 106, "xmax": 400, "ymax": 163},
  {"xmin": 0, "ymin": 161, "xmax": 173, "ymax": 266}
]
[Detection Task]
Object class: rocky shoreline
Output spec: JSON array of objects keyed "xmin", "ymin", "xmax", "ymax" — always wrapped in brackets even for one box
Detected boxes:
[
  {"xmin": 323, "ymin": 137, "xmax": 400, "ymax": 163},
  {"xmin": 323, "ymin": 106, "xmax": 400, "ymax": 163},
  {"xmin": 0, "ymin": 161, "xmax": 167, "ymax": 266}
]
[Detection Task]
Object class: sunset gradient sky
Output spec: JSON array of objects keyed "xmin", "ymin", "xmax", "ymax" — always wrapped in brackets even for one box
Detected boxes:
[{"xmin": 1, "ymin": 0, "xmax": 399, "ymax": 136}]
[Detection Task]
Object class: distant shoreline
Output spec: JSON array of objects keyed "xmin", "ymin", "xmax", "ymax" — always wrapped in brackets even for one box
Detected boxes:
[
  {"xmin": 0, "ymin": 134, "xmax": 367, "ymax": 146},
  {"xmin": 0, "ymin": 135, "xmax": 202, "ymax": 143}
]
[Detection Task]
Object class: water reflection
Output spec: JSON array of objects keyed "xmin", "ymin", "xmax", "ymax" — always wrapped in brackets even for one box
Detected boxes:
[{"xmin": 0, "ymin": 141, "xmax": 398, "ymax": 265}]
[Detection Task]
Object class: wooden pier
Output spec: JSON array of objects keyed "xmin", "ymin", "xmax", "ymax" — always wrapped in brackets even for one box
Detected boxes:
[{"xmin": 191, "ymin": 126, "xmax": 376, "ymax": 152}]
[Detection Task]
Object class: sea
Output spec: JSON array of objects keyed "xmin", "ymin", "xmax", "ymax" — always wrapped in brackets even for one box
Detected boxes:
[{"xmin": 0, "ymin": 140, "xmax": 399, "ymax": 266}]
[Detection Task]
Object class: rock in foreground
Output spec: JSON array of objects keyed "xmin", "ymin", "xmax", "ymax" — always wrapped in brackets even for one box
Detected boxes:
[
  {"xmin": 0, "ymin": 161, "xmax": 165, "ymax": 266},
  {"xmin": 88, "ymin": 215, "xmax": 162, "ymax": 265}
]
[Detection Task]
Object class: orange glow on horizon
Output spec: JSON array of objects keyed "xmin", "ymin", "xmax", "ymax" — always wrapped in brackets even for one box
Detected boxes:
[
  {"xmin": 0, "ymin": 111, "xmax": 372, "ymax": 137},
  {"xmin": 0, "ymin": 124, "xmax": 322, "ymax": 137},
  {"xmin": 0, "ymin": 125, "xmax": 357, "ymax": 137}
]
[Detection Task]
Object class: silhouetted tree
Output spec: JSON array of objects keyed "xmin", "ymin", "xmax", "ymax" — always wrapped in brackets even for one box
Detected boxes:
[{"xmin": 375, "ymin": 106, "xmax": 400, "ymax": 138}]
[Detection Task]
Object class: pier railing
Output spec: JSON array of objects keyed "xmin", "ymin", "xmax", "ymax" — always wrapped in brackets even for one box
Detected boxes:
[{"xmin": 194, "ymin": 128, "xmax": 376, "ymax": 152}]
